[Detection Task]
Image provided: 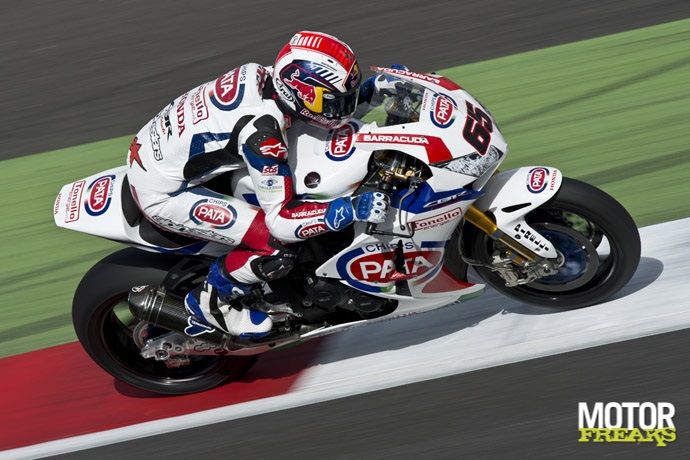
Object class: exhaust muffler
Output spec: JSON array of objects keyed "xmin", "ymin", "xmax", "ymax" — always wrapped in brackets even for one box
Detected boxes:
[{"xmin": 128, "ymin": 285, "xmax": 232, "ymax": 347}]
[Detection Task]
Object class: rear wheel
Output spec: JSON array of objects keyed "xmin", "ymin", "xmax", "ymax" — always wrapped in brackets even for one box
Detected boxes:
[
  {"xmin": 72, "ymin": 248, "xmax": 258, "ymax": 395},
  {"xmin": 459, "ymin": 178, "xmax": 640, "ymax": 309}
]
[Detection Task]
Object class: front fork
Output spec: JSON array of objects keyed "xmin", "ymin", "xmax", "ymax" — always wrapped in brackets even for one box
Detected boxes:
[
  {"xmin": 464, "ymin": 205, "xmax": 537, "ymax": 265},
  {"xmin": 463, "ymin": 205, "xmax": 564, "ymax": 286}
]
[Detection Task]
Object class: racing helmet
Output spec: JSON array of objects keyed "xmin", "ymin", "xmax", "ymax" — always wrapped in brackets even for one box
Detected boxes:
[{"xmin": 273, "ymin": 31, "xmax": 362, "ymax": 129}]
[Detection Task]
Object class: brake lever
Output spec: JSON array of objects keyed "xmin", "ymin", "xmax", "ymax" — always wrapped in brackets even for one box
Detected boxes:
[{"xmin": 365, "ymin": 222, "xmax": 415, "ymax": 238}]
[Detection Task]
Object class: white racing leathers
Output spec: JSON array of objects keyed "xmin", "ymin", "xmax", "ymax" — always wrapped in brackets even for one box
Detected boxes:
[{"xmin": 126, "ymin": 63, "xmax": 339, "ymax": 284}]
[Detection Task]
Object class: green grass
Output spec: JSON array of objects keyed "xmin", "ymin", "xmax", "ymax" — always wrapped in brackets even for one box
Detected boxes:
[
  {"xmin": 1, "ymin": 19, "xmax": 689, "ymax": 358},
  {"xmin": 1, "ymin": 137, "xmax": 129, "ymax": 356},
  {"xmin": 438, "ymin": 19, "xmax": 690, "ymax": 227}
]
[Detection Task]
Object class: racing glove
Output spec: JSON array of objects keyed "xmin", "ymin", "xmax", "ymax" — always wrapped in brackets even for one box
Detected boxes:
[{"xmin": 324, "ymin": 192, "xmax": 390, "ymax": 231}]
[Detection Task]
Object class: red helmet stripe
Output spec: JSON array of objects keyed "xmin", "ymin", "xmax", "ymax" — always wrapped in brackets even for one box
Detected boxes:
[
  {"xmin": 290, "ymin": 31, "xmax": 356, "ymax": 72},
  {"xmin": 275, "ymin": 43, "xmax": 291, "ymax": 64}
]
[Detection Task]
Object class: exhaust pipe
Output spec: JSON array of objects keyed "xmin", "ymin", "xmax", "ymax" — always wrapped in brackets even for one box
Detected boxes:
[{"xmin": 128, "ymin": 285, "xmax": 231, "ymax": 347}]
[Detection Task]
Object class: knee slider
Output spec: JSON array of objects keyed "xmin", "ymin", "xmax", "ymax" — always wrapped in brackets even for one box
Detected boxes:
[{"xmin": 250, "ymin": 250, "xmax": 296, "ymax": 282}]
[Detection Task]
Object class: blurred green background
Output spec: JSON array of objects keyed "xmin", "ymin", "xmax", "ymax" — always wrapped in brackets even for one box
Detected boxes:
[{"xmin": 1, "ymin": 19, "xmax": 688, "ymax": 358}]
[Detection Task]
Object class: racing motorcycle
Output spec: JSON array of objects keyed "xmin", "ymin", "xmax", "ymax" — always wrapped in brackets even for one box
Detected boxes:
[{"xmin": 53, "ymin": 67, "xmax": 641, "ymax": 395}]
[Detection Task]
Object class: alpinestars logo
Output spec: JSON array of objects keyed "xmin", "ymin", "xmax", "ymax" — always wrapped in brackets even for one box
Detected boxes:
[
  {"xmin": 259, "ymin": 140, "xmax": 288, "ymax": 159},
  {"xmin": 184, "ymin": 317, "xmax": 216, "ymax": 337},
  {"xmin": 331, "ymin": 206, "xmax": 348, "ymax": 229},
  {"xmin": 578, "ymin": 402, "xmax": 676, "ymax": 447},
  {"xmin": 128, "ymin": 137, "xmax": 146, "ymax": 171}
]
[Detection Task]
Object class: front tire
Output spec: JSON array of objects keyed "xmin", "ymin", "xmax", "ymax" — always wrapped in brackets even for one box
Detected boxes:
[
  {"xmin": 72, "ymin": 248, "xmax": 258, "ymax": 395},
  {"xmin": 460, "ymin": 177, "xmax": 641, "ymax": 309}
]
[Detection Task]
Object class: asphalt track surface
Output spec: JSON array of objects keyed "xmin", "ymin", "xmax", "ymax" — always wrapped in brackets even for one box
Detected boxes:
[
  {"xmin": 4, "ymin": 0, "xmax": 690, "ymax": 160},
  {"xmin": 4, "ymin": 0, "xmax": 690, "ymax": 459}
]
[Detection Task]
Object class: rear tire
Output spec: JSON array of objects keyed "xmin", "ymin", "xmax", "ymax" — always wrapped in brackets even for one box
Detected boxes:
[
  {"xmin": 72, "ymin": 248, "xmax": 259, "ymax": 395},
  {"xmin": 458, "ymin": 178, "xmax": 641, "ymax": 309}
]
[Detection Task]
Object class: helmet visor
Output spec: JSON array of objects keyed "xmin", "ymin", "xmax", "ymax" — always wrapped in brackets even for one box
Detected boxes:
[{"xmin": 321, "ymin": 86, "xmax": 360, "ymax": 120}]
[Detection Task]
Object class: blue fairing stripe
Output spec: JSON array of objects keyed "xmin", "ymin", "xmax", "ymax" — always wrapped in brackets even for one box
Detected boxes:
[
  {"xmin": 421, "ymin": 240, "xmax": 448, "ymax": 248},
  {"xmin": 394, "ymin": 182, "xmax": 485, "ymax": 213}
]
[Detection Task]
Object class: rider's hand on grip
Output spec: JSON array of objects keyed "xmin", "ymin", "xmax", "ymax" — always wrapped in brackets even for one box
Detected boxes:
[
  {"xmin": 360, "ymin": 64, "xmax": 410, "ymax": 103},
  {"xmin": 353, "ymin": 192, "xmax": 389, "ymax": 224},
  {"xmin": 324, "ymin": 192, "xmax": 389, "ymax": 232}
]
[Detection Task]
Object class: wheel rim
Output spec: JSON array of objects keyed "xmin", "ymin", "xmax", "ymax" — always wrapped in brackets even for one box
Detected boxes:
[
  {"xmin": 527, "ymin": 223, "xmax": 600, "ymax": 292},
  {"xmin": 99, "ymin": 293, "xmax": 230, "ymax": 386},
  {"xmin": 520, "ymin": 208, "xmax": 618, "ymax": 295}
]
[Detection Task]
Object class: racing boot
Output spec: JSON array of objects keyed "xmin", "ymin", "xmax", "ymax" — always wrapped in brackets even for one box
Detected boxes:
[{"xmin": 184, "ymin": 259, "xmax": 272, "ymax": 338}]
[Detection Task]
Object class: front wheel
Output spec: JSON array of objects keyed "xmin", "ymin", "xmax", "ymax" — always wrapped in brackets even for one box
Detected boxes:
[
  {"xmin": 460, "ymin": 177, "xmax": 641, "ymax": 309},
  {"xmin": 72, "ymin": 248, "xmax": 259, "ymax": 395}
]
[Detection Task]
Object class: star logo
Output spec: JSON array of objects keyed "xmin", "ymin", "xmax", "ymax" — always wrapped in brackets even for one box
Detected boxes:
[
  {"xmin": 128, "ymin": 137, "xmax": 147, "ymax": 171},
  {"xmin": 184, "ymin": 317, "xmax": 216, "ymax": 337},
  {"xmin": 333, "ymin": 207, "xmax": 346, "ymax": 229}
]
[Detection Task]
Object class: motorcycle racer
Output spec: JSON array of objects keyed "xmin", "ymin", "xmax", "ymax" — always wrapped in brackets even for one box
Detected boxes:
[{"xmin": 126, "ymin": 31, "xmax": 390, "ymax": 337}]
